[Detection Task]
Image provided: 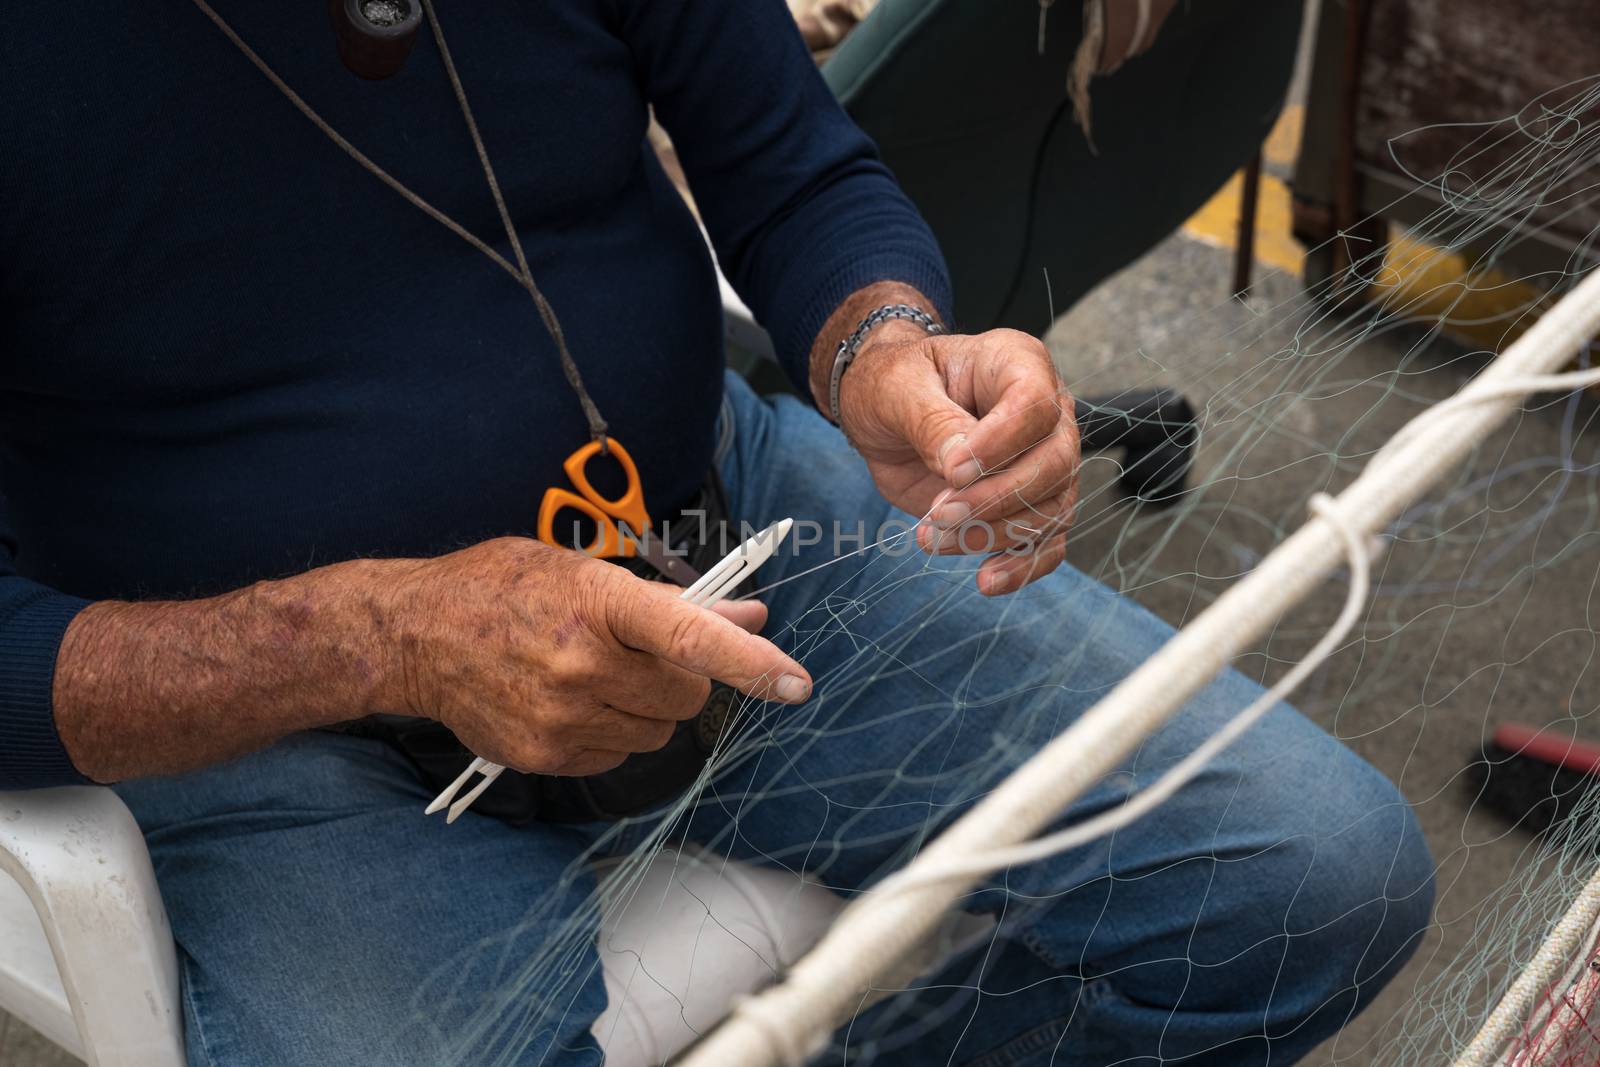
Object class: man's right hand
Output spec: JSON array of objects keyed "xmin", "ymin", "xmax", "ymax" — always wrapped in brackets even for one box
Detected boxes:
[
  {"xmin": 53, "ymin": 536, "xmax": 810, "ymax": 785},
  {"xmin": 378, "ymin": 538, "xmax": 811, "ymax": 777}
]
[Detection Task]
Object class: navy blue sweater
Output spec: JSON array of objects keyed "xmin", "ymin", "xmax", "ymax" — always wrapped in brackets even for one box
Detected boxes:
[{"xmin": 0, "ymin": 1, "xmax": 949, "ymax": 787}]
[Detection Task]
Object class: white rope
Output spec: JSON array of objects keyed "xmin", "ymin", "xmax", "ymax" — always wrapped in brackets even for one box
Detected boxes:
[
  {"xmin": 1453, "ymin": 865, "xmax": 1600, "ymax": 1067},
  {"xmin": 722, "ymin": 994, "xmax": 826, "ymax": 1067},
  {"xmin": 677, "ymin": 265, "xmax": 1600, "ymax": 1067},
  {"xmin": 1516, "ymin": 906, "xmax": 1600, "ymax": 1063},
  {"xmin": 868, "ymin": 492, "xmax": 1375, "ymax": 902},
  {"xmin": 1376, "ymin": 366, "xmax": 1600, "ymax": 466},
  {"xmin": 717, "ymin": 493, "xmax": 1376, "ymax": 1065}
]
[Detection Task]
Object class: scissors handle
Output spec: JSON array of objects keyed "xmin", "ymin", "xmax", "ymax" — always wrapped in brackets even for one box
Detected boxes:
[
  {"xmin": 537, "ymin": 487, "xmax": 636, "ymax": 558},
  {"xmin": 536, "ymin": 438, "xmax": 651, "ymax": 559},
  {"xmin": 564, "ymin": 439, "xmax": 649, "ymax": 537}
]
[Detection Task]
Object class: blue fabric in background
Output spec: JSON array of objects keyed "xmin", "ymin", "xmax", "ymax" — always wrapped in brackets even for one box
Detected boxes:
[{"xmin": 0, "ymin": 0, "xmax": 951, "ymax": 787}]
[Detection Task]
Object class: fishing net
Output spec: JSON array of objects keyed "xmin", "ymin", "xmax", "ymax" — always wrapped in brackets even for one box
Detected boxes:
[{"xmin": 417, "ymin": 73, "xmax": 1600, "ymax": 1067}]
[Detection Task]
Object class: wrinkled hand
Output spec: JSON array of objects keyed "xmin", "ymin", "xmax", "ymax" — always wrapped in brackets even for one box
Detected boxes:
[
  {"xmin": 838, "ymin": 325, "xmax": 1080, "ymax": 594},
  {"xmin": 378, "ymin": 538, "xmax": 811, "ymax": 776}
]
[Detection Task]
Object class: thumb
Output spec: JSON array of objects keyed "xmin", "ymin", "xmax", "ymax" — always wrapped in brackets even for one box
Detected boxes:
[{"xmin": 888, "ymin": 358, "xmax": 979, "ymax": 484}]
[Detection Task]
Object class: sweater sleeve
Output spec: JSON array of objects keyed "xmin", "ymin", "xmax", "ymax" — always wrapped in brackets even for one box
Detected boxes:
[
  {"xmin": 0, "ymin": 494, "xmax": 91, "ymax": 789},
  {"xmin": 614, "ymin": 0, "xmax": 953, "ymax": 391}
]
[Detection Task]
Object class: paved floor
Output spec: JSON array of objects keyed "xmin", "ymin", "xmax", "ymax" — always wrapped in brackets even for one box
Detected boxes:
[{"xmin": 0, "ymin": 1012, "xmax": 72, "ymax": 1067}]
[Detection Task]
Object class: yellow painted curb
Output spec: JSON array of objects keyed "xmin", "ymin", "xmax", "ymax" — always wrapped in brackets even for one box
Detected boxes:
[
  {"xmin": 1179, "ymin": 103, "xmax": 1550, "ymax": 351},
  {"xmin": 1369, "ymin": 235, "xmax": 1551, "ymax": 352},
  {"xmin": 1182, "ymin": 168, "xmax": 1304, "ymax": 278}
]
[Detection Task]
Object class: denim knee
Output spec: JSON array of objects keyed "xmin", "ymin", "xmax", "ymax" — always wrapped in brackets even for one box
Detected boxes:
[{"xmin": 1262, "ymin": 756, "xmax": 1435, "ymax": 1033}]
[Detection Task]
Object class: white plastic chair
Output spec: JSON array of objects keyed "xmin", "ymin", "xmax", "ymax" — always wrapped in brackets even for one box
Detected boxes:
[
  {"xmin": 0, "ymin": 788, "xmax": 833, "ymax": 1067},
  {"xmin": 1, "ymin": 788, "xmax": 990, "ymax": 1067},
  {"xmin": 0, "ymin": 786, "xmax": 185, "ymax": 1066}
]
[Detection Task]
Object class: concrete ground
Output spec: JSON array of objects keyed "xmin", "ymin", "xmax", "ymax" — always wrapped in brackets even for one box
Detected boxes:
[{"xmin": 0, "ymin": 1014, "xmax": 67, "ymax": 1067}]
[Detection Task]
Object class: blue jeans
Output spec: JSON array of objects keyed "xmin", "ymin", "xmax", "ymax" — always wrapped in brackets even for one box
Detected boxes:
[{"xmin": 115, "ymin": 373, "xmax": 1434, "ymax": 1066}]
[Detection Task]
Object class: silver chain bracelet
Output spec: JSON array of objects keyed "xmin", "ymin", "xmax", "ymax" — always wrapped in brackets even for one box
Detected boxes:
[{"xmin": 828, "ymin": 303, "xmax": 944, "ymax": 425}]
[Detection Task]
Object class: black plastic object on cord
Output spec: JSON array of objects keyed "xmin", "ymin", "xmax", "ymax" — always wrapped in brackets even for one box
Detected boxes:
[
  {"xmin": 1074, "ymin": 389, "xmax": 1197, "ymax": 505},
  {"xmin": 330, "ymin": 0, "xmax": 421, "ymax": 80}
]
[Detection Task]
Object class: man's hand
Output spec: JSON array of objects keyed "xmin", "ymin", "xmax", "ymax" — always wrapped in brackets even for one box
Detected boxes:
[
  {"xmin": 380, "ymin": 538, "xmax": 810, "ymax": 776},
  {"xmin": 55, "ymin": 539, "xmax": 810, "ymax": 783},
  {"xmin": 823, "ymin": 311, "xmax": 1080, "ymax": 595}
]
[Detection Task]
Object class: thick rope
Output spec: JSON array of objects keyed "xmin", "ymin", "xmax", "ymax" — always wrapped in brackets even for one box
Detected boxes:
[
  {"xmin": 1453, "ymin": 865, "xmax": 1600, "ymax": 1066},
  {"xmin": 678, "ymin": 264, "xmax": 1600, "ymax": 1067},
  {"xmin": 866, "ymin": 491, "xmax": 1376, "ymax": 903}
]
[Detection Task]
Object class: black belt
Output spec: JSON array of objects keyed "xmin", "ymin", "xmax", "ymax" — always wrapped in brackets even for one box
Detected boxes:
[{"xmin": 329, "ymin": 470, "xmax": 741, "ymax": 826}]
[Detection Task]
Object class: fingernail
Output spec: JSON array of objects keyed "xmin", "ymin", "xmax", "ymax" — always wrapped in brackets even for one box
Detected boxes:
[
  {"xmin": 775, "ymin": 674, "xmax": 810, "ymax": 703},
  {"xmin": 981, "ymin": 569, "xmax": 1016, "ymax": 595},
  {"xmin": 937, "ymin": 433, "xmax": 968, "ymax": 468},
  {"xmin": 931, "ymin": 501, "xmax": 971, "ymax": 530},
  {"xmin": 951, "ymin": 457, "xmax": 982, "ymax": 487},
  {"xmin": 930, "ymin": 488, "xmax": 954, "ymax": 510}
]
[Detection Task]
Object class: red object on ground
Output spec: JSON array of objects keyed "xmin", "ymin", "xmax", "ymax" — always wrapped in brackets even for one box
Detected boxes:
[{"xmin": 1493, "ymin": 722, "xmax": 1600, "ymax": 777}]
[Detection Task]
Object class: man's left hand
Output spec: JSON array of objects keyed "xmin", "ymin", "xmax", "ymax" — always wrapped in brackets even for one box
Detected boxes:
[{"xmin": 836, "ymin": 322, "xmax": 1080, "ymax": 595}]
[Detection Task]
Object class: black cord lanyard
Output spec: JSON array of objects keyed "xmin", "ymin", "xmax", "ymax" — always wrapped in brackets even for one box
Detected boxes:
[{"xmin": 186, "ymin": 0, "xmax": 613, "ymax": 449}]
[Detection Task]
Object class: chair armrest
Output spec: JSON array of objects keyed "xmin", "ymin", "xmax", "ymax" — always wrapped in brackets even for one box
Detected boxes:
[
  {"xmin": 719, "ymin": 269, "xmax": 776, "ymax": 363},
  {"xmin": 0, "ymin": 786, "xmax": 184, "ymax": 1067}
]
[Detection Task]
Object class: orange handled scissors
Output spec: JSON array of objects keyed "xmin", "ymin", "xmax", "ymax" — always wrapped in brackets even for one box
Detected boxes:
[
  {"xmin": 537, "ymin": 438, "xmax": 651, "ymax": 559},
  {"xmin": 537, "ymin": 438, "xmax": 702, "ymax": 585}
]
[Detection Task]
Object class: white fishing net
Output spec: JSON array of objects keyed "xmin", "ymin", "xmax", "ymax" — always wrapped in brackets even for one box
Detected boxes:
[{"xmin": 422, "ymin": 75, "xmax": 1600, "ymax": 1067}]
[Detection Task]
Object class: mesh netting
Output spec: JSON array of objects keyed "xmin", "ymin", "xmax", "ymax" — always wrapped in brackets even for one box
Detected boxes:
[{"xmin": 415, "ymin": 75, "xmax": 1600, "ymax": 1067}]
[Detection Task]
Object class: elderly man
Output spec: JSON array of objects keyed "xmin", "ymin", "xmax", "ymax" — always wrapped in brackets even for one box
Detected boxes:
[{"xmin": 0, "ymin": 2, "xmax": 1431, "ymax": 1064}]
